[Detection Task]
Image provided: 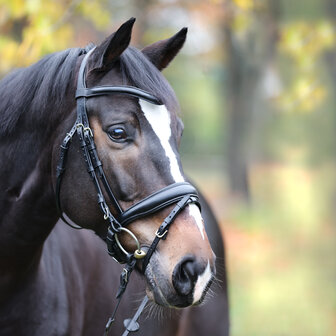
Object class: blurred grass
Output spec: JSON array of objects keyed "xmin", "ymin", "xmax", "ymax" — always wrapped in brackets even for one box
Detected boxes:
[{"xmin": 183, "ymin": 156, "xmax": 336, "ymax": 336}]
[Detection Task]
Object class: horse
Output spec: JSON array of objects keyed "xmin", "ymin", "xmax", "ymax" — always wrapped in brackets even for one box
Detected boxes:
[{"xmin": 0, "ymin": 18, "xmax": 229, "ymax": 335}]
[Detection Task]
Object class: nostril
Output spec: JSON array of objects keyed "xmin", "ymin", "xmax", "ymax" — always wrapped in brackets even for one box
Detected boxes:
[
  {"xmin": 172, "ymin": 256, "xmax": 202, "ymax": 297},
  {"xmin": 184, "ymin": 260, "xmax": 197, "ymax": 283}
]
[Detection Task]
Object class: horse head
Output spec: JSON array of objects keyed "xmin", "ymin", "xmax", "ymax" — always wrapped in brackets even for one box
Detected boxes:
[{"xmin": 54, "ymin": 18, "xmax": 215, "ymax": 309}]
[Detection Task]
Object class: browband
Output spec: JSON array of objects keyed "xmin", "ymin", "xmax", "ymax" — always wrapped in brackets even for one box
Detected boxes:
[{"xmin": 76, "ymin": 86, "xmax": 162, "ymax": 105}]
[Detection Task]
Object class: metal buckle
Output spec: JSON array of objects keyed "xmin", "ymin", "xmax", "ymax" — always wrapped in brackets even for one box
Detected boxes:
[
  {"xmin": 76, "ymin": 123, "xmax": 93, "ymax": 137},
  {"xmin": 122, "ymin": 268, "xmax": 129, "ymax": 283},
  {"xmin": 103, "ymin": 204, "xmax": 110, "ymax": 220},
  {"xmin": 155, "ymin": 229, "xmax": 168, "ymax": 239}
]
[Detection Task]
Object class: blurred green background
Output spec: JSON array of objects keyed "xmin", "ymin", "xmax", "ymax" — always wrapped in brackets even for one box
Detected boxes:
[{"xmin": 1, "ymin": 0, "xmax": 335, "ymax": 335}]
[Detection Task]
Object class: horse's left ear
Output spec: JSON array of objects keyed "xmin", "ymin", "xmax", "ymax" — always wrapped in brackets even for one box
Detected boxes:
[{"xmin": 142, "ymin": 28, "xmax": 187, "ymax": 71}]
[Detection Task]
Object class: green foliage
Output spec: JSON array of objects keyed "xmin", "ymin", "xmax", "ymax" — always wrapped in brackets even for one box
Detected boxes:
[
  {"xmin": 0, "ymin": 0, "xmax": 109, "ymax": 75},
  {"xmin": 277, "ymin": 20, "xmax": 335, "ymax": 113}
]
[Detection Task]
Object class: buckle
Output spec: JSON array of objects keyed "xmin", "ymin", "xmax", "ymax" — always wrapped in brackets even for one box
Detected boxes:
[
  {"xmin": 76, "ymin": 123, "xmax": 93, "ymax": 137},
  {"xmin": 155, "ymin": 229, "xmax": 168, "ymax": 239}
]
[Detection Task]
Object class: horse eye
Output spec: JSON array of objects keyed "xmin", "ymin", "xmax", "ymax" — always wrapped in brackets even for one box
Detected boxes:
[{"xmin": 108, "ymin": 127, "xmax": 128, "ymax": 142}]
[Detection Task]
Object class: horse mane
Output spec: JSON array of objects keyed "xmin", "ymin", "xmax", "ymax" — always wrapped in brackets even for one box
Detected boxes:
[
  {"xmin": 0, "ymin": 43, "xmax": 178, "ymax": 137},
  {"xmin": 0, "ymin": 47, "xmax": 85, "ymax": 137}
]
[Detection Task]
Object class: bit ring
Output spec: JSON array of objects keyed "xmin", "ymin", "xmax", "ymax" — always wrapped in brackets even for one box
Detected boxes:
[{"xmin": 115, "ymin": 227, "xmax": 146, "ymax": 259}]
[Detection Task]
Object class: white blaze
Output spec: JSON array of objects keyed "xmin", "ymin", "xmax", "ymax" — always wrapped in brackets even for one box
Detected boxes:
[
  {"xmin": 188, "ymin": 204, "xmax": 205, "ymax": 240},
  {"xmin": 193, "ymin": 261, "xmax": 212, "ymax": 304},
  {"xmin": 140, "ymin": 99, "xmax": 205, "ymax": 239},
  {"xmin": 140, "ymin": 100, "xmax": 184, "ymax": 182}
]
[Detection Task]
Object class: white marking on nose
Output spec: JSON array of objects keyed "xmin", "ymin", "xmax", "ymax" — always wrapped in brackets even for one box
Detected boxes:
[
  {"xmin": 188, "ymin": 204, "xmax": 205, "ymax": 240},
  {"xmin": 139, "ymin": 100, "xmax": 184, "ymax": 183},
  {"xmin": 193, "ymin": 261, "xmax": 212, "ymax": 305}
]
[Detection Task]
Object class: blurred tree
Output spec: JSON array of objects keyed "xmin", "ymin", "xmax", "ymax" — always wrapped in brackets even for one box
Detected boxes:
[
  {"xmin": 221, "ymin": 0, "xmax": 280, "ymax": 202},
  {"xmin": 324, "ymin": 0, "xmax": 336, "ymax": 216},
  {"xmin": 278, "ymin": 19, "xmax": 334, "ymax": 112}
]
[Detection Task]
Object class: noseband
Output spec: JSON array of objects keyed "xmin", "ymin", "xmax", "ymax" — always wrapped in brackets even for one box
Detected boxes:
[{"xmin": 55, "ymin": 48, "xmax": 201, "ymax": 335}]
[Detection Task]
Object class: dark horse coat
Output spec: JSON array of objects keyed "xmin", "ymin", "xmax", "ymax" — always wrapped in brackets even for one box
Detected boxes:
[{"xmin": 0, "ymin": 19, "xmax": 229, "ymax": 335}]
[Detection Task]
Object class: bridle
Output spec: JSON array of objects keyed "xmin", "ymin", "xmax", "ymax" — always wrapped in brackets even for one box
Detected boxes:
[{"xmin": 55, "ymin": 48, "xmax": 201, "ymax": 335}]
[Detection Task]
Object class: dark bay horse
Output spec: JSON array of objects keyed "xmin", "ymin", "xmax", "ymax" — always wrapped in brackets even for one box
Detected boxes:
[{"xmin": 0, "ymin": 18, "xmax": 229, "ymax": 335}]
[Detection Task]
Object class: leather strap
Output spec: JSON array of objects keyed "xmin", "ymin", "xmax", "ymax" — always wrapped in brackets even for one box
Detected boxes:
[
  {"xmin": 56, "ymin": 124, "xmax": 82, "ymax": 229},
  {"xmin": 119, "ymin": 182, "xmax": 200, "ymax": 226},
  {"xmin": 141, "ymin": 194, "xmax": 192, "ymax": 273},
  {"xmin": 106, "ymin": 227, "xmax": 127, "ymax": 262},
  {"xmin": 76, "ymin": 86, "xmax": 162, "ymax": 105},
  {"xmin": 122, "ymin": 296, "xmax": 149, "ymax": 336}
]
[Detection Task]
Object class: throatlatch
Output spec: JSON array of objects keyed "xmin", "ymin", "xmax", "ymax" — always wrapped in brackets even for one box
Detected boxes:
[{"xmin": 55, "ymin": 48, "xmax": 201, "ymax": 336}]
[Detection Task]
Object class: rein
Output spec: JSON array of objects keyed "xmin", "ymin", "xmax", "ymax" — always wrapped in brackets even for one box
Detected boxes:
[{"xmin": 55, "ymin": 48, "xmax": 201, "ymax": 335}]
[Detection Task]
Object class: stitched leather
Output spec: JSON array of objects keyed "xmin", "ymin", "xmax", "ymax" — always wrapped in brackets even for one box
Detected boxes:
[
  {"xmin": 119, "ymin": 182, "xmax": 200, "ymax": 226},
  {"xmin": 76, "ymin": 86, "xmax": 162, "ymax": 105},
  {"xmin": 141, "ymin": 194, "xmax": 192, "ymax": 273}
]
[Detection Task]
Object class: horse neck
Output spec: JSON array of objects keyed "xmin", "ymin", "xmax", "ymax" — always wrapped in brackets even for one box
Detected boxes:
[{"xmin": 0, "ymin": 88, "xmax": 75, "ymax": 286}]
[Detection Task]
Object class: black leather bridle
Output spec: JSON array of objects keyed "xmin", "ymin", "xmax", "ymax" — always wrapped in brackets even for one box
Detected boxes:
[{"xmin": 55, "ymin": 48, "xmax": 201, "ymax": 335}]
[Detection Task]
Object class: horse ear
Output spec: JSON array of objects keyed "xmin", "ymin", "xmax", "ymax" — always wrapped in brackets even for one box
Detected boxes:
[
  {"xmin": 142, "ymin": 28, "xmax": 188, "ymax": 71},
  {"xmin": 89, "ymin": 18, "xmax": 136, "ymax": 71}
]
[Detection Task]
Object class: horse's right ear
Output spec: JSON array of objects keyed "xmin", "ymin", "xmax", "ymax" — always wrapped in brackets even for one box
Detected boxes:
[{"xmin": 88, "ymin": 18, "xmax": 136, "ymax": 71}]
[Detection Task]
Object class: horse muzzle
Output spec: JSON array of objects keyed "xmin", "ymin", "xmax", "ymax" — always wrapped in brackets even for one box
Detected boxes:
[{"xmin": 144, "ymin": 253, "xmax": 215, "ymax": 308}]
